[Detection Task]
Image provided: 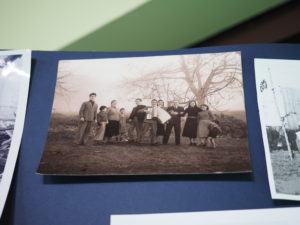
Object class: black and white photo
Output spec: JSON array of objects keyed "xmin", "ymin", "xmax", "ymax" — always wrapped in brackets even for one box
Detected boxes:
[
  {"xmin": 37, "ymin": 51, "xmax": 251, "ymax": 175},
  {"xmin": 255, "ymin": 58, "xmax": 300, "ymax": 201},
  {"xmin": 0, "ymin": 50, "xmax": 31, "ymax": 217}
]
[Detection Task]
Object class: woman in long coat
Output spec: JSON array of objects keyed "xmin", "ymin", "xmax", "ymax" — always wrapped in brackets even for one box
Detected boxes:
[
  {"xmin": 182, "ymin": 100, "xmax": 200, "ymax": 145},
  {"xmin": 197, "ymin": 104, "xmax": 214, "ymax": 146},
  {"xmin": 104, "ymin": 100, "xmax": 120, "ymax": 142}
]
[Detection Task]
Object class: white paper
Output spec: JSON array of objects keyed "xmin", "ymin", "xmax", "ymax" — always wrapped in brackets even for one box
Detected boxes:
[
  {"xmin": 111, "ymin": 207, "xmax": 300, "ymax": 225},
  {"xmin": 0, "ymin": 50, "xmax": 31, "ymax": 217},
  {"xmin": 254, "ymin": 58, "xmax": 300, "ymax": 201},
  {"xmin": 157, "ymin": 107, "xmax": 171, "ymax": 124}
]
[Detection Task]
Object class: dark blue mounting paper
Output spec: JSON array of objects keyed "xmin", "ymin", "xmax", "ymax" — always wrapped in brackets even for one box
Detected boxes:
[{"xmin": 2, "ymin": 44, "xmax": 300, "ymax": 225}]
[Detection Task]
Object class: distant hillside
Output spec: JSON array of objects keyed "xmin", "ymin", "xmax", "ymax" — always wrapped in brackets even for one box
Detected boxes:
[{"xmin": 212, "ymin": 111, "xmax": 246, "ymax": 122}]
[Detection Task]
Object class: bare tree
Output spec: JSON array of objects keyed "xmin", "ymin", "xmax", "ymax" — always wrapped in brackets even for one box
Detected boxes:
[
  {"xmin": 122, "ymin": 52, "xmax": 242, "ymax": 109},
  {"xmin": 53, "ymin": 68, "xmax": 78, "ymax": 113}
]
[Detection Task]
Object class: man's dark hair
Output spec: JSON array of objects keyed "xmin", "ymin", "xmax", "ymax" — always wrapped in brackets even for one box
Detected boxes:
[
  {"xmin": 151, "ymin": 99, "xmax": 157, "ymax": 102},
  {"xmin": 136, "ymin": 98, "xmax": 142, "ymax": 102},
  {"xmin": 99, "ymin": 105, "xmax": 107, "ymax": 111},
  {"xmin": 120, "ymin": 108, "xmax": 125, "ymax": 111},
  {"xmin": 89, "ymin": 92, "xmax": 96, "ymax": 97},
  {"xmin": 111, "ymin": 100, "xmax": 117, "ymax": 104}
]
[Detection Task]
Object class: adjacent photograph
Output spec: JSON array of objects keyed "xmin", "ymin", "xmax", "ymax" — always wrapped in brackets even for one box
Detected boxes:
[
  {"xmin": 0, "ymin": 50, "xmax": 31, "ymax": 217},
  {"xmin": 255, "ymin": 58, "xmax": 300, "ymax": 201},
  {"xmin": 37, "ymin": 51, "xmax": 251, "ymax": 175}
]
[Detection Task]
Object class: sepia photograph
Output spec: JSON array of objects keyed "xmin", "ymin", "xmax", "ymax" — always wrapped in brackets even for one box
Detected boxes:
[
  {"xmin": 255, "ymin": 58, "xmax": 300, "ymax": 201},
  {"xmin": 37, "ymin": 51, "xmax": 251, "ymax": 175},
  {"xmin": 0, "ymin": 50, "xmax": 31, "ymax": 217}
]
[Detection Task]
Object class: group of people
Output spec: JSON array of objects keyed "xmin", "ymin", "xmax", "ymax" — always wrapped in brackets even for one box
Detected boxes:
[{"xmin": 77, "ymin": 93, "xmax": 222, "ymax": 148}]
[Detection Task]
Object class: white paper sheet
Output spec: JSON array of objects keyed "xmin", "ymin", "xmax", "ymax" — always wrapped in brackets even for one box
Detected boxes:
[
  {"xmin": 111, "ymin": 207, "xmax": 300, "ymax": 225},
  {"xmin": 0, "ymin": 50, "xmax": 31, "ymax": 217}
]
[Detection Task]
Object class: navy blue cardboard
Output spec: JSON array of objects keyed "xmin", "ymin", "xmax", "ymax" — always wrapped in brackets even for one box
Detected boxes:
[{"xmin": 1, "ymin": 44, "xmax": 300, "ymax": 225}]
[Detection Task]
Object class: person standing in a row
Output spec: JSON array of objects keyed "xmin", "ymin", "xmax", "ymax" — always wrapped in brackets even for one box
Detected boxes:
[
  {"xmin": 182, "ymin": 100, "xmax": 200, "ymax": 146},
  {"xmin": 197, "ymin": 104, "xmax": 214, "ymax": 146},
  {"xmin": 94, "ymin": 105, "xmax": 108, "ymax": 144},
  {"xmin": 104, "ymin": 100, "xmax": 120, "ymax": 142},
  {"xmin": 142, "ymin": 99, "xmax": 159, "ymax": 145},
  {"xmin": 78, "ymin": 93, "xmax": 98, "ymax": 145},
  {"xmin": 128, "ymin": 98, "xmax": 146, "ymax": 144},
  {"xmin": 156, "ymin": 99, "xmax": 166, "ymax": 144},
  {"xmin": 163, "ymin": 100, "xmax": 184, "ymax": 145}
]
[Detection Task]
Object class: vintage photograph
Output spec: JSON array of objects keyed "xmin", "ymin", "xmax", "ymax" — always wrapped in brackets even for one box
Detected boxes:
[
  {"xmin": 0, "ymin": 50, "xmax": 31, "ymax": 217},
  {"xmin": 255, "ymin": 58, "xmax": 300, "ymax": 201},
  {"xmin": 38, "ymin": 51, "xmax": 251, "ymax": 175}
]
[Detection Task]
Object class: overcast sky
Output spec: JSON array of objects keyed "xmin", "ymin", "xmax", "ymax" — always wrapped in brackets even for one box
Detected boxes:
[
  {"xmin": 255, "ymin": 58, "xmax": 300, "ymax": 127},
  {"xmin": 53, "ymin": 52, "xmax": 245, "ymax": 115},
  {"xmin": 0, "ymin": 56, "xmax": 23, "ymax": 119}
]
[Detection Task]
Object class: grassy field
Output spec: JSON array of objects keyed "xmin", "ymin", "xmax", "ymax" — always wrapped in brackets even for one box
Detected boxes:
[
  {"xmin": 271, "ymin": 150, "xmax": 300, "ymax": 195},
  {"xmin": 38, "ymin": 129, "xmax": 251, "ymax": 175}
]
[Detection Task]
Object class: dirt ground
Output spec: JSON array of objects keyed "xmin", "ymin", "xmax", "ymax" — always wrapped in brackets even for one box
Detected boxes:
[
  {"xmin": 271, "ymin": 150, "xmax": 300, "ymax": 195},
  {"xmin": 37, "ymin": 132, "xmax": 251, "ymax": 175}
]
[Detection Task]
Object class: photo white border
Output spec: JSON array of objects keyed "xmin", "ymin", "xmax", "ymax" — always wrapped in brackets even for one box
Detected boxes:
[
  {"xmin": 0, "ymin": 50, "xmax": 31, "ymax": 217},
  {"xmin": 254, "ymin": 58, "xmax": 300, "ymax": 201},
  {"xmin": 111, "ymin": 207, "xmax": 300, "ymax": 225}
]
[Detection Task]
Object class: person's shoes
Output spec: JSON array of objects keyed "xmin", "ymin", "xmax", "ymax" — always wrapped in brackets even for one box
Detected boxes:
[{"xmin": 151, "ymin": 143, "xmax": 159, "ymax": 146}]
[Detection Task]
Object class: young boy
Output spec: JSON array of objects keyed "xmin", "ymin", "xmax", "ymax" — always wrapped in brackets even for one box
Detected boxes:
[
  {"xmin": 207, "ymin": 120, "xmax": 222, "ymax": 148},
  {"xmin": 119, "ymin": 108, "xmax": 128, "ymax": 142},
  {"xmin": 94, "ymin": 106, "xmax": 108, "ymax": 144}
]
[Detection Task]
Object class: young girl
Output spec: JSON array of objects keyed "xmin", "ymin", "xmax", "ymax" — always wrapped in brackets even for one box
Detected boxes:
[
  {"xmin": 119, "ymin": 108, "xmax": 128, "ymax": 142},
  {"xmin": 207, "ymin": 120, "xmax": 222, "ymax": 148},
  {"xmin": 94, "ymin": 106, "xmax": 108, "ymax": 144}
]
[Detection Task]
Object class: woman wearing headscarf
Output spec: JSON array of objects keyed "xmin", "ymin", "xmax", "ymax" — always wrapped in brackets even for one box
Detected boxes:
[
  {"xmin": 182, "ymin": 100, "xmax": 200, "ymax": 146},
  {"xmin": 197, "ymin": 104, "xmax": 214, "ymax": 147}
]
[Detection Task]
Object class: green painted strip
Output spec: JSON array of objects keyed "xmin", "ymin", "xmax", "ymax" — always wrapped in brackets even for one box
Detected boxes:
[{"xmin": 61, "ymin": 0, "xmax": 287, "ymax": 51}]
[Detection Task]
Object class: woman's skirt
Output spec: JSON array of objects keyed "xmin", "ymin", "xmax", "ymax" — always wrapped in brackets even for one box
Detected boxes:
[
  {"xmin": 104, "ymin": 120, "xmax": 120, "ymax": 138},
  {"xmin": 197, "ymin": 119, "xmax": 211, "ymax": 138},
  {"xmin": 182, "ymin": 117, "xmax": 198, "ymax": 138},
  {"xmin": 94, "ymin": 122, "xmax": 106, "ymax": 141}
]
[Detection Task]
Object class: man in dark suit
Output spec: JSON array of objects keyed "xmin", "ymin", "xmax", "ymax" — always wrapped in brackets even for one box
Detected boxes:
[
  {"xmin": 142, "ymin": 99, "xmax": 159, "ymax": 145},
  {"xmin": 78, "ymin": 93, "xmax": 98, "ymax": 145},
  {"xmin": 128, "ymin": 98, "xmax": 146, "ymax": 143},
  {"xmin": 163, "ymin": 100, "xmax": 184, "ymax": 145}
]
